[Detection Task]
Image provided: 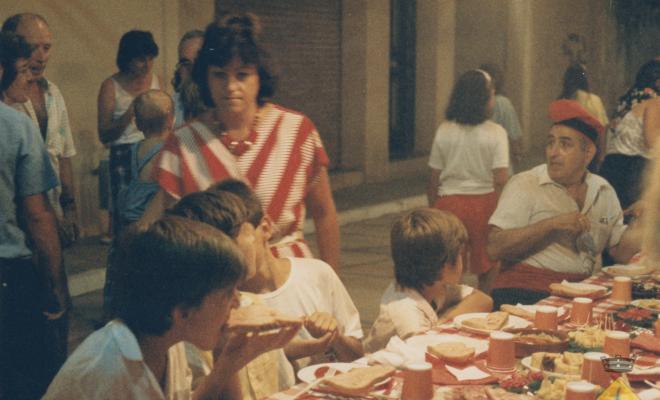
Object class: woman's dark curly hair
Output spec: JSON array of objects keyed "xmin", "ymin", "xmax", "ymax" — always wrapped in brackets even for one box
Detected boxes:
[
  {"xmin": 445, "ymin": 69, "xmax": 493, "ymax": 125},
  {"xmin": 193, "ymin": 13, "xmax": 276, "ymax": 108}
]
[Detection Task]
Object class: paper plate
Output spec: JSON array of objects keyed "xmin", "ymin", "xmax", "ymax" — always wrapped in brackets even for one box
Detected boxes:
[
  {"xmin": 454, "ymin": 312, "xmax": 531, "ymax": 335},
  {"xmin": 520, "ymin": 356, "xmax": 581, "ymax": 379},
  {"xmin": 297, "ymin": 363, "xmax": 393, "ymax": 388},
  {"xmin": 297, "ymin": 362, "xmax": 356, "ymax": 383},
  {"xmin": 631, "ymin": 299, "xmax": 660, "ymax": 313},
  {"xmin": 603, "ymin": 264, "xmax": 655, "ymax": 279}
]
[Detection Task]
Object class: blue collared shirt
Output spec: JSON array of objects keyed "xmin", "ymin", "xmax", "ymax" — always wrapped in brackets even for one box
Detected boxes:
[{"xmin": 0, "ymin": 101, "xmax": 58, "ymax": 259}]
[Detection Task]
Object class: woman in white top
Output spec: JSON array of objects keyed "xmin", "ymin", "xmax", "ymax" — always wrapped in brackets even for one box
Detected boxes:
[
  {"xmin": 559, "ymin": 63, "xmax": 608, "ymax": 169},
  {"xmin": 427, "ymin": 69, "xmax": 509, "ymax": 293},
  {"xmin": 97, "ymin": 30, "xmax": 163, "ymax": 316},
  {"xmin": 98, "ymin": 30, "xmax": 163, "ymax": 231},
  {"xmin": 599, "ymin": 60, "xmax": 660, "ymax": 210}
]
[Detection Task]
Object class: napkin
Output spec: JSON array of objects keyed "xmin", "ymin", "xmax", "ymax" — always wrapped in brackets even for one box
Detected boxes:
[
  {"xmin": 425, "ymin": 354, "xmax": 498, "ymax": 385},
  {"xmin": 444, "ymin": 364, "xmax": 491, "ymax": 381},
  {"xmin": 638, "ymin": 389, "xmax": 660, "ymax": 400},
  {"xmin": 365, "ymin": 336, "xmax": 425, "ymax": 368}
]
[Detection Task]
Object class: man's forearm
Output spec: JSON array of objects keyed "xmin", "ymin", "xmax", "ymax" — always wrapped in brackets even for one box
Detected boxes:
[
  {"xmin": 487, "ymin": 219, "xmax": 556, "ymax": 263},
  {"xmin": 609, "ymin": 222, "xmax": 643, "ymax": 264},
  {"xmin": 25, "ymin": 200, "xmax": 68, "ymax": 311}
]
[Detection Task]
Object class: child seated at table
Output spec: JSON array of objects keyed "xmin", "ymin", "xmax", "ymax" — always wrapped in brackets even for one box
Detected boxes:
[
  {"xmin": 364, "ymin": 208, "xmax": 493, "ymax": 353},
  {"xmin": 169, "ymin": 181, "xmax": 364, "ymax": 367},
  {"xmin": 44, "ymin": 216, "xmax": 300, "ymax": 399}
]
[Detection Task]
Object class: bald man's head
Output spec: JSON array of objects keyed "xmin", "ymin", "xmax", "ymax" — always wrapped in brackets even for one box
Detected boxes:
[
  {"xmin": 3, "ymin": 13, "xmax": 52, "ymax": 79},
  {"xmin": 134, "ymin": 90, "xmax": 174, "ymax": 136}
]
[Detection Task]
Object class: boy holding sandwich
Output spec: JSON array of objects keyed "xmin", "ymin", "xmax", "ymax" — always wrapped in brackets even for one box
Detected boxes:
[
  {"xmin": 364, "ymin": 208, "xmax": 493, "ymax": 352},
  {"xmin": 44, "ymin": 216, "xmax": 300, "ymax": 399}
]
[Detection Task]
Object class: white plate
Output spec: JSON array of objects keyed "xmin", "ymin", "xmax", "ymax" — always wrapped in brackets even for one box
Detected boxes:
[
  {"xmin": 405, "ymin": 333, "xmax": 489, "ymax": 356},
  {"xmin": 454, "ymin": 312, "xmax": 531, "ymax": 335},
  {"xmin": 631, "ymin": 299, "xmax": 660, "ymax": 313},
  {"xmin": 603, "ymin": 264, "xmax": 655, "ymax": 279},
  {"xmin": 520, "ymin": 356, "xmax": 581, "ymax": 379},
  {"xmin": 297, "ymin": 362, "xmax": 357, "ymax": 383},
  {"xmin": 521, "ymin": 356, "xmax": 660, "ymax": 378}
]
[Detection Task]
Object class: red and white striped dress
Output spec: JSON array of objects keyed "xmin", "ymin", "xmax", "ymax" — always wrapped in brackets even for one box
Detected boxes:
[{"xmin": 154, "ymin": 104, "xmax": 329, "ymax": 258}]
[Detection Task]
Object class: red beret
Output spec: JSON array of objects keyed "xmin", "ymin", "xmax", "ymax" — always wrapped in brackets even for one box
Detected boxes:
[{"xmin": 548, "ymin": 99, "xmax": 604, "ymax": 144}]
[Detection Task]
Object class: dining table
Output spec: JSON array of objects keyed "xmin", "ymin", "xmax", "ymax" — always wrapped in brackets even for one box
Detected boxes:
[{"xmin": 266, "ymin": 271, "xmax": 660, "ymax": 400}]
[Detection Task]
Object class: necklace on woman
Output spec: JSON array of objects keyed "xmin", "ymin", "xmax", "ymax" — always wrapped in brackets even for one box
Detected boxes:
[{"xmin": 213, "ymin": 109, "xmax": 261, "ymax": 156}]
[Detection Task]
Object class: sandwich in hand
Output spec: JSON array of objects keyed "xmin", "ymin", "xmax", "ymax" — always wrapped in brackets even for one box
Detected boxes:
[
  {"xmin": 462, "ymin": 311, "xmax": 509, "ymax": 331},
  {"xmin": 427, "ymin": 342, "xmax": 475, "ymax": 364},
  {"xmin": 322, "ymin": 365, "xmax": 396, "ymax": 397}
]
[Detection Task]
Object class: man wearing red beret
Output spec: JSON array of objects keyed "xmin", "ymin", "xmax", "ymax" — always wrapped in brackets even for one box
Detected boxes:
[{"xmin": 486, "ymin": 100, "xmax": 642, "ymax": 307}]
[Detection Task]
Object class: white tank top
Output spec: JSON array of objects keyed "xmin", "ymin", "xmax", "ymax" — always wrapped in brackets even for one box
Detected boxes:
[
  {"xmin": 606, "ymin": 111, "xmax": 648, "ymax": 158},
  {"xmin": 111, "ymin": 74, "xmax": 160, "ymax": 145}
]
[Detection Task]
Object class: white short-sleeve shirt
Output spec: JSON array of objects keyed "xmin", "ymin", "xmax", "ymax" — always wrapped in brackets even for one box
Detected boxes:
[
  {"xmin": 15, "ymin": 80, "xmax": 76, "ymax": 217},
  {"xmin": 43, "ymin": 320, "xmax": 192, "ymax": 400},
  {"xmin": 363, "ymin": 282, "xmax": 474, "ymax": 353},
  {"xmin": 428, "ymin": 120, "xmax": 509, "ymax": 196},
  {"xmin": 489, "ymin": 164, "xmax": 627, "ymax": 274},
  {"xmin": 258, "ymin": 258, "xmax": 363, "ymax": 366}
]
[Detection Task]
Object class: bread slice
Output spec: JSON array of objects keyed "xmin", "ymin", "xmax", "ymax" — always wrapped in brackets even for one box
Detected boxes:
[
  {"xmin": 549, "ymin": 282, "xmax": 606, "ymax": 299},
  {"xmin": 322, "ymin": 365, "xmax": 395, "ymax": 397},
  {"xmin": 462, "ymin": 312, "xmax": 509, "ymax": 331},
  {"xmin": 485, "ymin": 311, "xmax": 509, "ymax": 329},
  {"xmin": 427, "ymin": 342, "xmax": 475, "ymax": 364},
  {"xmin": 500, "ymin": 304, "xmax": 535, "ymax": 320}
]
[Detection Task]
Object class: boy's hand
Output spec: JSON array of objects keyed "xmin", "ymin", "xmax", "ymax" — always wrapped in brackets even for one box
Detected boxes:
[
  {"xmin": 215, "ymin": 325, "xmax": 300, "ymax": 376},
  {"xmin": 285, "ymin": 331, "xmax": 337, "ymax": 360},
  {"xmin": 304, "ymin": 312, "xmax": 339, "ymax": 339}
]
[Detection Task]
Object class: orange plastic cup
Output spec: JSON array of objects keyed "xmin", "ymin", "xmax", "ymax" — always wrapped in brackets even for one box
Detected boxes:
[
  {"xmin": 535, "ymin": 305, "xmax": 558, "ymax": 330},
  {"xmin": 611, "ymin": 276, "xmax": 632, "ymax": 304},
  {"xmin": 565, "ymin": 381, "xmax": 597, "ymax": 400},
  {"xmin": 571, "ymin": 297, "xmax": 593, "ymax": 325},
  {"xmin": 487, "ymin": 331, "xmax": 516, "ymax": 372},
  {"xmin": 401, "ymin": 362, "xmax": 433, "ymax": 400},
  {"xmin": 581, "ymin": 352, "xmax": 611, "ymax": 388},
  {"xmin": 603, "ymin": 331, "xmax": 630, "ymax": 357}
]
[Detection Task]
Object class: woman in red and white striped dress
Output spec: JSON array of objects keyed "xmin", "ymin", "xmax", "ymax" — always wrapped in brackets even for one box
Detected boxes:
[{"xmin": 144, "ymin": 14, "xmax": 340, "ymax": 269}]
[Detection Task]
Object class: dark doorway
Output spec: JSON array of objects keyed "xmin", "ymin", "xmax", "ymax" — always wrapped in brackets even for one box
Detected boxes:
[{"xmin": 389, "ymin": 0, "xmax": 417, "ymax": 160}]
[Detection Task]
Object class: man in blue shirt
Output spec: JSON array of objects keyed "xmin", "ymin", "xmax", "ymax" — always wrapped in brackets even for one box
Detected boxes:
[{"xmin": 0, "ymin": 31, "xmax": 70, "ymax": 399}]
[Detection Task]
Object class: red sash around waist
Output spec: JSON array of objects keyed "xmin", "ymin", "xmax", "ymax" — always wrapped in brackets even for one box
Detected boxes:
[{"xmin": 492, "ymin": 263, "xmax": 590, "ymax": 293}]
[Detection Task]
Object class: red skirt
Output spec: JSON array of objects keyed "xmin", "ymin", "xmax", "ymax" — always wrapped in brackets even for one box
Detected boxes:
[{"xmin": 434, "ymin": 192, "xmax": 498, "ymax": 274}]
